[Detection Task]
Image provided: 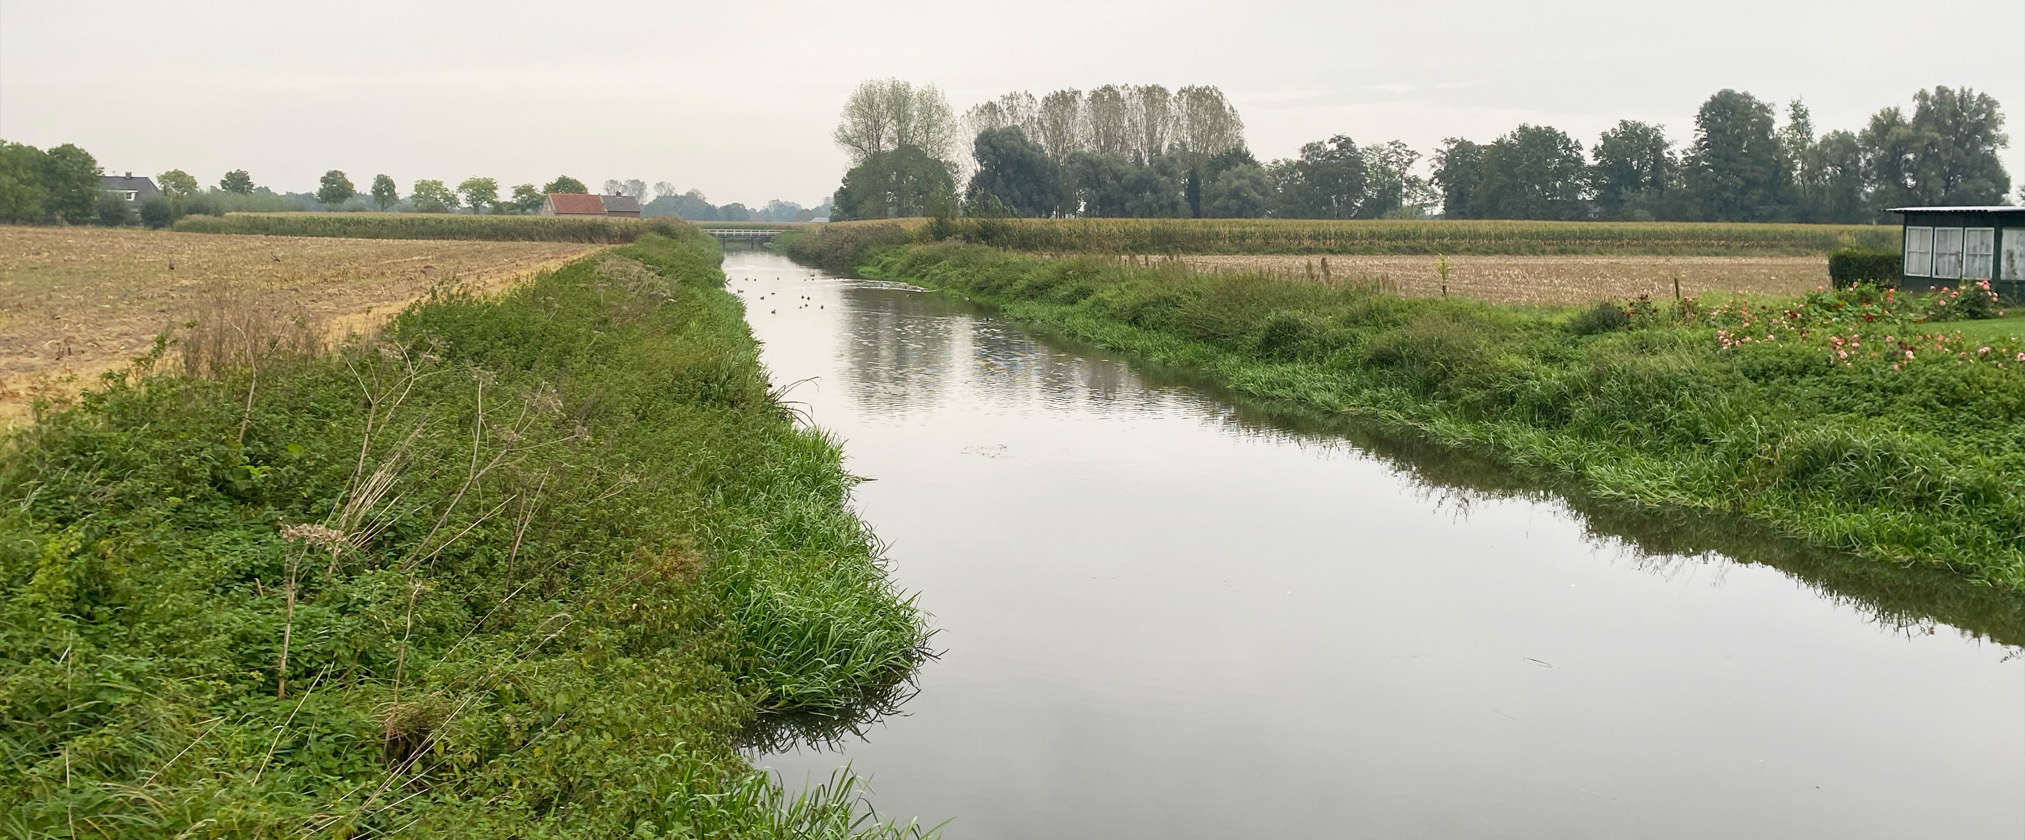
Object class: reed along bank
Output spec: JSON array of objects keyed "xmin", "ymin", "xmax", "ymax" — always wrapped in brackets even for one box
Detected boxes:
[
  {"xmin": 1, "ymin": 231, "xmax": 933, "ymax": 837},
  {"xmin": 782, "ymin": 226, "xmax": 2025, "ymax": 595}
]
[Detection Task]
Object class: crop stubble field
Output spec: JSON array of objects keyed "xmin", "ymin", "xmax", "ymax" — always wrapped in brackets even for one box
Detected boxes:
[
  {"xmin": 1178, "ymin": 254, "xmax": 1830, "ymax": 304},
  {"xmin": 807, "ymin": 217, "xmax": 1875, "ymax": 305},
  {"xmin": 0, "ymin": 226, "xmax": 597, "ymax": 425}
]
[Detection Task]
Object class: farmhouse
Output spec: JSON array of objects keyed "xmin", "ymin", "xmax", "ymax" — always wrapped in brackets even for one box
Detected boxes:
[
  {"xmin": 539, "ymin": 193, "xmax": 640, "ymax": 217},
  {"xmin": 100, "ymin": 173, "xmax": 160, "ymax": 205},
  {"xmin": 1893, "ymin": 206, "xmax": 2025, "ymax": 300}
]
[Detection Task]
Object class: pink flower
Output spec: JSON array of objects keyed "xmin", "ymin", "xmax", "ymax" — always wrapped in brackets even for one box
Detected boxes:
[
  {"xmin": 1978, "ymin": 347, "xmax": 1991, "ymax": 355},
  {"xmin": 1892, "ymin": 363, "xmax": 1900, "ymax": 370}
]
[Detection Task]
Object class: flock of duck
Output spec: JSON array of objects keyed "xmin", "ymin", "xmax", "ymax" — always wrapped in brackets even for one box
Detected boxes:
[{"xmin": 734, "ymin": 275, "xmax": 824, "ymax": 315}]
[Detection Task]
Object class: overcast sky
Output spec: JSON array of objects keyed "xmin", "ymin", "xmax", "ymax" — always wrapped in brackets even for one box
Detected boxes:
[{"xmin": 4, "ymin": 1, "xmax": 2021, "ymax": 207}]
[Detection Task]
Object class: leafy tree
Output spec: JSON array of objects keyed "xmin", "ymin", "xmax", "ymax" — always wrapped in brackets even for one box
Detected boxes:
[
  {"xmin": 1359, "ymin": 140, "xmax": 1425, "ymax": 219},
  {"xmin": 219, "ymin": 169, "xmax": 255, "ymax": 194},
  {"xmin": 410, "ymin": 179, "xmax": 457, "ymax": 213},
  {"xmin": 508, "ymin": 184, "xmax": 544, "ymax": 214},
  {"xmin": 718, "ymin": 202, "xmax": 752, "ymax": 222},
  {"xmin": 41, "ymin": 143, "xmax": 103, "ymax": 223},
  {"xmin": 1806, "ymin": 130, "xmax": 1870, "ymax": 223},
  {"xmin": 1476, "ymin": 125, "xmax": 1587, "ymax": 220},
  {"xmin": 0, "ymin": 141, "xmax": 49, "ymax": 222},
  {"xmin": 316, "ymin": 170, "xmax": 356, "ymax": 208},
  {"xmin": 1085, "ymin": 85, "xmax": 1132, "ymax": 157},
  {"xmin": 761, "ymin": 199, "xmax": 807, "ymax": 222},
  {"xmin": 1118, "ymin": 157, "xmax": 1187, "ymax": 217},
  {"xmin": 138, "ymin": 196, "xmax": 174, "ymax": 228},
  {"xmin": 1202, "ymin": 162, "xmax": 1274, "ymax": 218},
  {"xmin": 1859, "ymin": 106, "xmax": 1919, "ymax": 210},
  {"xmin": 369, "ymin": 174, "xmax": 399, "ymax": 210},
  {"xmin": 1905, "ymin": 86, "xmax": 2010, "ymax": 205},
  {"xmin": 156, "ymin": 169, "xmax": 199, "ymax": 198},
  {"xmin": 834, "ymin": 79, "xmax": 959, "ymax": 165},
  {"xmin": 1431, "ymin": 138, "xmax": 1486, "ymax": 219},
  {"xmin": 457, "ymin": 177, "xmax": 499, "ymax": 213},
  {"xmin": 966, "ymin": 126, "xmax": 1062, "ymax": 217},
  {"xmin": 542, "ymin": 176, "xmax": 587, "ymax": 194},
  {"xmin": 1271, "ymin": 135, "xmax": 1366, "ymax": 219},
  {"xmin": 1590, "ymin": 120, "xmax": 1678, "ymax": 220},
  {"xmin": 643, "ymin": 189, "xmax": 720, "ymax": 221},
  {"xmin": 1685, "ymin": 89, "xmax": 1792, "ymax": 221},
  {"xmin": 1033, "ymin": 89, "xmax": 1086, "ymax": 162},
  {"xmin": 1170, "ymin": 85, "xmax": 1246, "ymax": 170},
  {"xmin": 1062, "ymin": 151, "xmax": 1135, "ymax": 217},
  {"xmin": 830, "ymin": 146, "xmax": 957, "ymax": 221}
]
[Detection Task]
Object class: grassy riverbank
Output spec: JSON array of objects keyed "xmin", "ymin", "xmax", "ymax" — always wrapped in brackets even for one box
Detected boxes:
[
  {"xmin": 806, "ymin": 217, "xmax": 1896, "ymax": 256},
  {"xmin": 175, "ymin": 212, "xmax": 690, "ymax": 242},
  {"xmin": 2, "ymin": 232, "xmax": 932, "ymax": 837},
  {"xmin": 783, "ymin": 230, "xmax": 2025, "ymax": 593}
]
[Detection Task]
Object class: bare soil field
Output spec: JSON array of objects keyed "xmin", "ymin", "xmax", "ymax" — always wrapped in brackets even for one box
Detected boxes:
[
  {"xmin": 0, "ymin": 227, "xmax": 597, "ymax": 426},
  {"xmin": 1178, "ymin": 254, "xmax": 1830, "ymax": 306}
]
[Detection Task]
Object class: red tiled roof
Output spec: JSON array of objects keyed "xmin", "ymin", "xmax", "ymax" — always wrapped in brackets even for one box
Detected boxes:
[{"xmin": 547, "ymin": 193, "xmax": 606, "ymax": 215}]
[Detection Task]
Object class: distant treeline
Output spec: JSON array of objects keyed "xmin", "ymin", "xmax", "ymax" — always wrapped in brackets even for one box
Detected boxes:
[
  {"xmin": 822, "ymin": 82, "xmax": 2017, "ymax": 224},
  {"xmin": 0, "ymin": 142, "xmax": 824, "ymax": 229},
  {"xmin": 638, "ymin": 184, "xmax": 829, "ymax": 222}
]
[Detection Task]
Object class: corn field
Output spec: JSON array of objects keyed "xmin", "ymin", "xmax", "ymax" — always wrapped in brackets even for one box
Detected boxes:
[
  {"xmin": 837, "ymin": 217, "xmax": 1898, "ymax": 257},
  {"xmin": 1176, "ymin": 254, "xmax": 1831, "ymax": 306},
  {"xmin": 175, "ymin": 211, "xmax": 695, "ymax": 243}
]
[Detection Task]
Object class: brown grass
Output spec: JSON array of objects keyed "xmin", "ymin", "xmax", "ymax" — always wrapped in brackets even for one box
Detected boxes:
[
  {"xmin": 0, "ymin": 226, "xmax": 598, "ymax": 427},
  {"xmin": 1175, "ymin": 253, "xmax": 1830, "ymax": 306}
]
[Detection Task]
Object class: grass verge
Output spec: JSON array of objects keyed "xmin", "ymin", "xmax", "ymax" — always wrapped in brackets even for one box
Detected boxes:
[
  {"xmin": 788, "ymin": 231, "xmax": 2024, "ymax": 594},
  {"xmin": 798, "ymin": 217, "xmax": 1898, "ymax": 256},
  {"xmin": 2, "ymin": 231, "xmax": 933, "ymax": 837}
]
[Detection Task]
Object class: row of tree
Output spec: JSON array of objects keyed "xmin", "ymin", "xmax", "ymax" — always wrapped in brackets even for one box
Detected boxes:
[
  {"xmin": 638, "ymin": 183, "xmax": 823, "ymax": 222},
  {"xmin": 1435, "ymin": 87, "xmax": 2013, "ymax": 223},
  {"xmin": 826, "ymin": 81, "xmax": 2015, "ymax": 223},
  {"xmin": 829, "ymin": 81, "xmax": 1251, "ymax": 221},
  {"xmin": 2, "ymin": 146, "xmax": 824, "ymax": 225}
]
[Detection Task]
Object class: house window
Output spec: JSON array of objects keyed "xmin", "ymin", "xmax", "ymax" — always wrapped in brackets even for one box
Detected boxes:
[
  {"xmin": 1931, "ymin": 227, "xmax": 1964, "ymax": 278},
  {"xmin": 1903, "ymin": 226, "xmax": 1933, "ymax": 276},
  {"xmin": 1962, "ymin": 228, "xmax": 1994, "ymax": 280}
]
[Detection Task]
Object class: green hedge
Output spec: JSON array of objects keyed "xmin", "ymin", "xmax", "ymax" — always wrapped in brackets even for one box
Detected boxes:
[{"xmin": 1829, "ymin": 248, "xmax": 1903, "ymax": 289}]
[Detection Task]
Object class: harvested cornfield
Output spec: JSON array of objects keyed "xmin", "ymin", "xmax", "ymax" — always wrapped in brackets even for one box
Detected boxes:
[
  {"xmin": 1175, "ymin": 253, "xmax": 1830, "ymax": 305},
  {"xmin": 0, "ymin": 226, "xmax": 597, "ymax": 425}
]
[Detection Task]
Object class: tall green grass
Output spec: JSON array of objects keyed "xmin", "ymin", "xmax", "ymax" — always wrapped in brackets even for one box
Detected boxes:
[
  {"xmin": 175, "ymin": 211, "xmax": 693, "ymax": 242},
  {"xmin": 1, "ymin": 232, "xmax": 932, "ymax": 837},
  {"xmin": 798, "ymin": 217, "xmax": 1898, "ymax": 256},
  {"xmin": 846, "ymin": 242, "xmax": 2025, "ymax": 594}
]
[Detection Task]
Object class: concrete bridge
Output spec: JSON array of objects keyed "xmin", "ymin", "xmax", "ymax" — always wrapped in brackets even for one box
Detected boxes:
[{"xmin": 699, "ymin": 227, "xmax": 790, "ymax": 246}]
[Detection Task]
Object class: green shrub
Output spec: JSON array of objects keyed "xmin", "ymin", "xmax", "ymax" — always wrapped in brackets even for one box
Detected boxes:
[
  {"xmin": 1568, "ymin": 300, "xmax": 1632, "ymax": 334},
  {"xmin": 1829, "ymin": 248, "xmax": 1902, "ymax": 289},
  {"xmin": 138, "ymin": 195, "xmax": 174, "ymax": 228},
  {"xmin": 93, "ymin": 191, "xmax": 133, "ymax": 226}
]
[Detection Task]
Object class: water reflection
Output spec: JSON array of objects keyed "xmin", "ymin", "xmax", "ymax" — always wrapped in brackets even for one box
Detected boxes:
[
  {"xmin": 729, "ymin": 252, "xmax": 2023, "ymax": 839},
  {"xmin": 810, "ymin": 272, "xmax": 2025, "ymax": 649}
]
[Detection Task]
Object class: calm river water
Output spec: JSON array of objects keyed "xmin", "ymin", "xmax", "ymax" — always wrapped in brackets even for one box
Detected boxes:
[{"xmin": 727, "ymin": 251, "xmax": 2024, "ymax": 838}]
